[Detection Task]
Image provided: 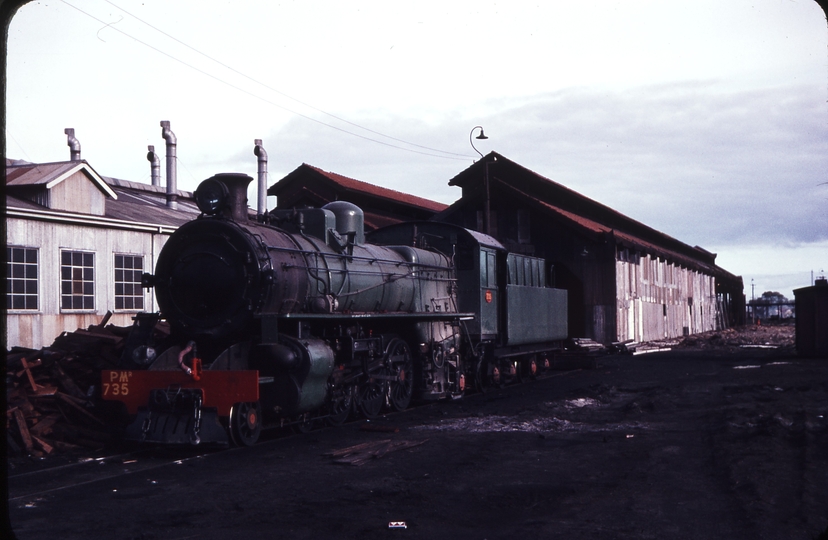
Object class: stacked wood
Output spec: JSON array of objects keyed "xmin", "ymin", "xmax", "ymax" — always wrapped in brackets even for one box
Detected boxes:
[
  {"xmin": 5, "ymin": 312, "xmax": 144, "ymax": 457},
  {"xmin": 567, "ymin": 337, "xmax": 607, "ymax": 354},
  {"xmin": 324, "ymin": 438, "xmax": 429, "ymax": 466}
]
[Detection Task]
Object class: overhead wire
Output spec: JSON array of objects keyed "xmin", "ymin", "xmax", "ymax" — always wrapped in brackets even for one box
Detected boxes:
[
  {"xmin": 59, "ymin": 0, "xmax": 473, "ymax": 161},
  {"xmin": 104, "ymin": 0, "xmax": 470, "ymax": 159}
]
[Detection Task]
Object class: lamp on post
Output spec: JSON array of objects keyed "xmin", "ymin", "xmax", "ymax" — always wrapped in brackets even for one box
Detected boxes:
[
  {"xmin": 469, "ymin": 126, "xmax": 491, "ymax": 235},
  {"xmin": 470, "ymin": 126, "xmax": 488, "ymax": 159}
]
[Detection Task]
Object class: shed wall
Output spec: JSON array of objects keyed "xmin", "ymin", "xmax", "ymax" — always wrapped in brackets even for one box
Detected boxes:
[
  {"xmin": 616, "ymin": 252, "xmax": 718, "ymax": 342},
  {"xmin": 49, "ymin": 171, "xmax": 107, "ymax": 215},
  {"xmin": 6, "ymin": 217, "xmax": 170, "ymax": 349}
]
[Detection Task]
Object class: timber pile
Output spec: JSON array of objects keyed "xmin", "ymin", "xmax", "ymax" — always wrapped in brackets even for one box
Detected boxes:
[
  {"xmin": 566, "ymin": 337, "xmax": 607, "ymax": 354},
  {"xmin": 5, "ymin": 313, "xmax": 147, "ymax": 457},
  {"xmin": 324, "ymin": 438, "xmax": 429, "ymax": 466}
]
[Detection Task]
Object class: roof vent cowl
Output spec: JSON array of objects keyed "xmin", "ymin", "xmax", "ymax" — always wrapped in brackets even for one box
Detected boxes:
[
  {"xmin": 65, "ymin": 128, "xmax": 81, "ymax": 161},
  {"xmin": 160, "ymin": 120, "xmax": 177, "ymax": 209},
  {"xmin": 147, "ymin": 145, "xmax": 161, "ymax": 187},
  {"xmin": 254, "ymin": 139, "xmax": 268, "ymax": 218}
]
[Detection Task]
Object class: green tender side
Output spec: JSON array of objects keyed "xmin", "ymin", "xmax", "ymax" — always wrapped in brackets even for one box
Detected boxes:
[{"xmin": 505, "ymin": 285, "xmax": 568, "ymax": 345}]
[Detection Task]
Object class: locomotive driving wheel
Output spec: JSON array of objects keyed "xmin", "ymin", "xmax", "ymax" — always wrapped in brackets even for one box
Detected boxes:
[
  {"xmin": 325, "ymin": 385, "xmax": 353, "ymax": 426},
  {"xmin": 356, "ymin": 375, "xmax": 385, "ymax": 419},
  {"xmin": 229, "ymin": 401, "xmax": 262, "ymax": 447},
  {"xmin": 385, "ymin": 338, "xmax": 413, "ymax": 412},
  {"xmin": 293, "ymin": 413, "xmax": 316, "ymax": 434}
]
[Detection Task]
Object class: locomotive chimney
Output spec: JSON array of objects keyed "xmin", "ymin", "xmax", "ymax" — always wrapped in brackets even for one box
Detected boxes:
[
  {"xmin": 160, "ymin": 120, "xmax": 178, "ymax": 209},
  {"xmin": 253, "ymin": 139, "xmax": 268, "ymax": 218},
  {"xmin": 65, "ymin": 128, "xmax": 81, "ymax": 161},
  {"xmin": 210, "ymin": 173, "xmax": 253, "ymax": 222},
  {"xmin": 147, "ymin": 145, "xmax": 161, "ymax": 186}
]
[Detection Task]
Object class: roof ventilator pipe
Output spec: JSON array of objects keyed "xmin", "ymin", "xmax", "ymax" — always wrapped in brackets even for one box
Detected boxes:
[
  {"xmin": 160, "ymin": 120, "xmax": 178, "ymax": 209},
  {"xmin": 65, "ymin": 128, "xmax": 81, "ymax": 161},
  {"xmin": 147, "ymin": 145, "xmax": 161, "ymax": 187},
  {"xmin": 253, "ymin": 139, "xmax": 268, "ymax": 219}
]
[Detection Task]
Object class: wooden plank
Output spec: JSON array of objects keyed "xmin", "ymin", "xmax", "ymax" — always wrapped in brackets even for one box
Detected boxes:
[
  {"xmin": 52, "ymin": 363, "xmax": 87, "ymax": 399},
  {"xmin": 20, "ymin": 358, "xmax": 41, "ymax": 392},
  {"xmin": 31, "ymin": 435, "xmax": 54, "ymax": 454},
  {"xmin": 55, "ymin": 392, "xmax": 106, "ymax": 426},
  {"xmin": 15, "ymin": 358, "xmax": 42, "ymax": 377},
  {"xmin": 13, "ymin": 408, "xmax": 34, "ymax": 452},
  {"xmin": 359, "ymin": 424, "xmax": 400, "ymax": 433},
  {"xmin": 323, "ymin": 440, "xmax": 392, "ymax": 458},
  {"xmin": 327, "ymin": 439, "xmax": 429, "ymax": 466},
  {"xmin": 97, "ymin": 310, "xmax": 113, "ymax": 328},
  {"xmin": 30, "ymin": 413, "xmax": 62, "ymax": 436}
]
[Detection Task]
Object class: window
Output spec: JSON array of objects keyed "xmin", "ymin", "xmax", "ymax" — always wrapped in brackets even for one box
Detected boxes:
[
  {"xmin": 517, "ymin": 209, "xmax": 530, "ymax": 244},
  {"xmin": 61, "ymin": 250, "xmax": 95, "ymax": 310},
  {"xmin": 7, "ymin": 246, "xmax": 38, "ymax": 310},
  {"xmin": 115, "ymin": 254, "xmax": 144, "ymax": 310},
  {"xmin": 480, "ymin": 249, "xmax": 497, "ymax": 288}
]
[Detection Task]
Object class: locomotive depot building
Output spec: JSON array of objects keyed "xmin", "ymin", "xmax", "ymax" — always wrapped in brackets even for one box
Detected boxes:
[
  {"xmin": 5, "ymin": 156, "xmax": 201, "ymax": 349},
  {"xmin": 267, "ymin": 163, "xmax": 448, "ymax": 231},
  {"xmin": 5, "ymin": 129, "xmax": 743, "ymax": 350},
  {"xmin": 432, "ymin": 152, "xmax": 745, "ymax": 343}
]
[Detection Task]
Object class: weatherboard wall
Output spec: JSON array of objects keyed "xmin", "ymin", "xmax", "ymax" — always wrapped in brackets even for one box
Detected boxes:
[
  {"xmin": 615, "ymin": 252, "xmax": 718, "ymax": 343},
  {"xmin": 5, "ymin": 216, "xmax": 169, "ymax": 349}
]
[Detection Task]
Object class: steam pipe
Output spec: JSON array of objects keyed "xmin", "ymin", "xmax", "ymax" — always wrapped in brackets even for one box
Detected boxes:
[
  {"xmin": 160, "ymin": 120, "xmax": 178, "ymax": 209},
  {"xmin": 65, "ymin": 128, "xmax": 81, "ymax": 161},
  {"xmin": 254, "ymin": 139, "xmax": 268, "ymax": 218},
  {"xmin": 147, "ymin": 145, "xmax": 161, "ymax": 186}
]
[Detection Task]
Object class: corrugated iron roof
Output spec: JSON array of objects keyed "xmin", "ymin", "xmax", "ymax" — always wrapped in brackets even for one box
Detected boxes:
[
  {"xmin": 443, "ymin": 152, "xmax": 741, "ymax": 284},
  {"xmin": 6, "ymin": 160, "xmax": 117, "ymax": 198},
  {"xmin": 5, "ymin": 159, "xmax": 200, "ymax": 228},
  {"xmin": 269, "ymin": 163, "xmax": 449, "ymax": 213}
]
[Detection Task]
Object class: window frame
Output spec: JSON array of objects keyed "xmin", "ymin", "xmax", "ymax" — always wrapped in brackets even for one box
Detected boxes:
[
  {"xmin": 6, "ymin": 246, "xmax": 40, "ymax": 312},
  {"xmin": 113, "ymin": 253, "xmax": 145, "ymax": 312},
  {"xmin": 60, "ymin": 249, "xmax": 96, "ymax": 312}
]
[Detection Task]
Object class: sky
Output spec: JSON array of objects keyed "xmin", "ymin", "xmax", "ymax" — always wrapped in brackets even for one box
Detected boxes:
[{"xmin": 5, "ymin": 0, "xmax": 828, "ymax": 300}]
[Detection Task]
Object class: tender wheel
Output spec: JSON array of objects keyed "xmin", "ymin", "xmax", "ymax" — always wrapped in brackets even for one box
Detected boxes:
[
  {"xmin": 476, "ymin": 359, "xmax": 504, "ymax": 391},
  {"xmin": 229, "ymin": 401, "xmax": 262, "ymax": 447},
  {"xmin": 508, "ymin": 361, "xmax": 521, "ymax": 384},
  {"xmin": 526, "ymin": 356, "xmax": 539, "ymax": 380},
  {"xmin": 356, "ymin": 377, "xmax": 385, "ymax": 419},
  {"xmin": 473, "ymin": 345, "xmax": 490, "ymax": 393},
  {"xmin": 491, "ymin": 365, "xmax": 503, "ymax": 386},
  {"xmin": 386, "ymin": 339, "xmax": 413, "ymax": 412}
]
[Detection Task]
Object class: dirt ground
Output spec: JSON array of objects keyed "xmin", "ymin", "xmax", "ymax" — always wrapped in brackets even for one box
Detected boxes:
[{"xmin": 7, "ymin": 323, "xmax": 828, "ymax": 540}]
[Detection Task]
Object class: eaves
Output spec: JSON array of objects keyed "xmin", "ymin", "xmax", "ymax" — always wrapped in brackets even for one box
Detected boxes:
[{"xmin": 6, "ymin": 205, "xmax": 179, "ymax": 234}]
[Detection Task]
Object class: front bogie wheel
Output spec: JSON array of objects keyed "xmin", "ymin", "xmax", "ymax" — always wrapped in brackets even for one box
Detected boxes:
[{"xmin": 229, "ymin": 401, "xmax": 262, "ymax": 447}]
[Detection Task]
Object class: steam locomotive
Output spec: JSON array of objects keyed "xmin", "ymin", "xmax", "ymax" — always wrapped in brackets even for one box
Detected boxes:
[{"xmin": 102, "ymin": 173, "xmax": 568, "ymax": 446}]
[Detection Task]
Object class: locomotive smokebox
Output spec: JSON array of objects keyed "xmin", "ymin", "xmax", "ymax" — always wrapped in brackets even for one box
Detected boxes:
[{"xmin": 195, "ymin": 173, "xmax": 254, "ymax": 221}]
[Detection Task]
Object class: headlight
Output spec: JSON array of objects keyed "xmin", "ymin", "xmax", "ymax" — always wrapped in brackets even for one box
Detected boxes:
[{"xmin": 195, "ymin": 178, "xmax": 228, "ymax": 215}]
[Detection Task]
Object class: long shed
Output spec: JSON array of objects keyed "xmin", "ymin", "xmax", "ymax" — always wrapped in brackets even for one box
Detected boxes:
[
  {"xmin": 434, "ymin": 152, "xmax": 744, "ymax": 344},
  {"xmin": 268, "ymin": 163, "xmax": 448, "ymax": 231}
]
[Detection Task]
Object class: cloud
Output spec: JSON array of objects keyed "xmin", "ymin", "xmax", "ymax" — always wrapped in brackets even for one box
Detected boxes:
[
  {"xmin": 257, "ymin": 81, "xmax": 826, "ymax": 255},
  {"xmin": 479, "ymin": 82, "xmax": 828, "ymax": 248}
]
